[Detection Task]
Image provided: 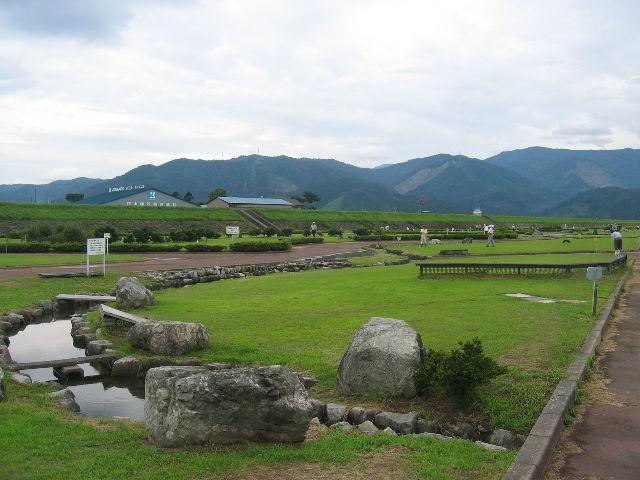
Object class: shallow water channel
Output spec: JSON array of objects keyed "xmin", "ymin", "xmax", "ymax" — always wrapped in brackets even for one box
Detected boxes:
[{"xmin": 9, "ymin": 318, "xmax": 145, "ymax": 420}]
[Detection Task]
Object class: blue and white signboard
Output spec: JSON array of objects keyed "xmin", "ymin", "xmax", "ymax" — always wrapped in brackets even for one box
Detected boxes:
[{"xmin": 148, "ymin": 190, "xmax": 156, "ymax": 201}]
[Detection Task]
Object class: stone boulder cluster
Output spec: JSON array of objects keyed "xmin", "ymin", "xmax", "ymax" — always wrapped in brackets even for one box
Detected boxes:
[
  {"xmin": 144, "ymin": 364, "xmax": 314, "ymax": 447},
  {"xmin": 310, "ymin": 400, "xmax": 523, "ymax": 450},
  {"xmin": 143, "ymin": 260, "xmax": 351, "ymax": 289}
]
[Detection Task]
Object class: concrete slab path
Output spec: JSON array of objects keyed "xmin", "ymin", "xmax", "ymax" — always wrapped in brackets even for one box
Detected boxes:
[{"xmin": 558, "ymin": 259, "xmax": 640, "ymax": 479}]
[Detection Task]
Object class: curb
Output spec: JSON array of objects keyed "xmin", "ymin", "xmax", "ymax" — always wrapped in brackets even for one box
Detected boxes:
[{"xmin": 503, "ymin": 264, "xmax": 632, "ymax": 480}]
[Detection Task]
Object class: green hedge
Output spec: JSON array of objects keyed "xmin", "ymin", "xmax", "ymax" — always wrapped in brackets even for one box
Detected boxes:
[
  {"xmin": 184, "ymin": 244, "xmax": 226, "ymax": 252},
  {"xmin": 110, "ymin": 243, "xmax": 182, "ymax": 252},
  {"xmin": 5, "ymin": 243, "xmax": 52, "ymax": 253},
  {"xmin": 290, "ymin": 237, "xmax": 324, "ymax": 245},
  {"xmin": 230, "ymin": 241, "xmax": 291, "ymax": 252}
]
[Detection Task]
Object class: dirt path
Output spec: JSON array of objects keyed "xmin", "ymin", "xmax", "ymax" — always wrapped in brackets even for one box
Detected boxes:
[
  {"xmin": 0, "ymin": 242, "xmax": 370, "ymax": 279},
  {"xmin": 555, "ymin": 259, "xmax": 640, "ymax": 479}
]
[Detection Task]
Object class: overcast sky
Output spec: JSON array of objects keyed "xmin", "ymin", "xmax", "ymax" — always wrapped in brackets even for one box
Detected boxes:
[{"xmin": 1, "ymin": 0, "xmax": 639, "ymax": 184}]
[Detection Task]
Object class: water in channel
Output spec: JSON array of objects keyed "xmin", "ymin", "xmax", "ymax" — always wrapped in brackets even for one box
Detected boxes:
[{"xmin": 8, "ymin": 317, "xmax": 145, "ymax": 421}]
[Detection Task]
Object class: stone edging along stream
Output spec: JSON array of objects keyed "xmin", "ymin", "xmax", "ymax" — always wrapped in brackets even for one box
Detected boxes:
[{"xmin": 503, "ymin": 261, "xmax": 633, "ymax": 480}]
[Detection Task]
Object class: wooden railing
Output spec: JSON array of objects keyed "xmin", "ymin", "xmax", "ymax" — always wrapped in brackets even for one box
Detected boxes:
[{"xmin": 417, "ymin": 254, "xmax": 627, "ymax": 276}]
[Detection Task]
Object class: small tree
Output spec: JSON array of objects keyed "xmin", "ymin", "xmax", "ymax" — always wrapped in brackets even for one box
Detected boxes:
[
  {"xmin": 183, "ymin": 191, "xmax": 194, "ymax": 202},
  {"xmin": 292, "ymin": 191, "xmax": 320, "ymax": 209},
  {"xmin": 208, "ymin": 187, "xmax": 227, "ymax": 201},
  {"xmin": 172, "ymin": 191, "xmax": 180, "ymax": 198},
  {"xmin": 65, "ymin": 193, "xmax": 84, "ymax": 203}
]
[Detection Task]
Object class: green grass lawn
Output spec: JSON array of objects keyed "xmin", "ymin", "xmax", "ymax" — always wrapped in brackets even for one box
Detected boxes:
[
  {"xmin": 0, "ymin": 253, "xmax": 144, "ymax": 269},
  {"xmin": 112, "ymin": 262, "xmax": 623, "ymax": 434},
  {"xmin": 400, "ymin": 236, "xmax": 638, "ymax": 256},
  {"xmin": 0, "ymin": 274, "xmax": 124, "ymax": 312},
  {"xmin": 0, "ymin": 381, "xmax": 513, "ymax": 480}
]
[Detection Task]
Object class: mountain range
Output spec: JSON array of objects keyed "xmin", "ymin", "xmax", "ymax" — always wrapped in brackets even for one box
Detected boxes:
[{"xmin": 2, "ymin": 147, "xmax": 640, "ymax": 218}]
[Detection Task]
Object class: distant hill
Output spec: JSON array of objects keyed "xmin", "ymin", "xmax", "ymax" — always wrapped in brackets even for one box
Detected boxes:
[
  {"xmin": 0, "ymin": 177, "xmax": 102, "ymax": 203},
  {"xmin": 4, "ymin": 147, "xmax": 640, "ymax": 216},
  {"xmin": 486, "ymin": 147, "xmax": 640, "ymax": 196},
  {"xmin": 543, "ymin": 187, "xmax": 640, "ymax": 220},
  {"xmin": 362, "ymin": 154, "xmax": 561, "ymax": 214}
]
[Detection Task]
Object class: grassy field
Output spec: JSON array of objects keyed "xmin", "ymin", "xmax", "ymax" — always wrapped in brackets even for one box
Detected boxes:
[
  {"xmin": 106, "ymin": 261, "xmax": 623, "ymax": 434},
  {"xmin": 0, "ymin": 380, "xmax": 513, "ymax": 480},
  {"xmin": 0, "ymin": 274, "xmax": 123, "ymax": 312},
  {"xmin": 0, "ymin": 202, "xmax": 242, "ymax": 222},
  {"xmin": 259, "ymin": 208, "xmax": 640, "ymax": 226},
  {"xmin": 0, "ymin": 253, "xmax": 144, "ymax": 268},
  {"xmin": 399, "ymin": 236, "xmax": 638, "ymax": 256}
]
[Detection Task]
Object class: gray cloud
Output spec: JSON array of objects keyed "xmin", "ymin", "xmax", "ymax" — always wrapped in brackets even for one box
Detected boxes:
[{"xmin": 0, "ymin": 0, "xmax": 133, "ymax": 40}]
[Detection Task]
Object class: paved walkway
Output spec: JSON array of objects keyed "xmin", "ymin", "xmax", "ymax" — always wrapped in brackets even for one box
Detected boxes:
[
  {"xmin": 0, "ymin": 242, "xmax": 370, "ymax": 279},
  {"xmin": 559, "ymin": 259, "xmax": 640, "ymax": 479}
]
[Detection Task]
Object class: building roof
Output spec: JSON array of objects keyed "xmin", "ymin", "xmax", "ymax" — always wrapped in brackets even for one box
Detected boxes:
[
  {"xmin": 214, "ymin": 196, "xmax": 293, "ymax": 206},
  {"xmin": 81, "ymin": 187, "xmax": 196, "ymax": 206}
]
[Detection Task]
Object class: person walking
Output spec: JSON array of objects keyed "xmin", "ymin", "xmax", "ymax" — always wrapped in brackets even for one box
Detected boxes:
[
  {"xmin": 310, "ymin": 222, "xmax": 318, "ymax": 237},
  {"xmin": 420, "ymin": 227, "xmax": 429, "ymax": 246},
  {"xmin": 486, "ymin": 225, "xmax": 496, "ymax": 247},
  {"xmin": 612, "ymin": 228, "xmax": 623, "ymax": 255}
]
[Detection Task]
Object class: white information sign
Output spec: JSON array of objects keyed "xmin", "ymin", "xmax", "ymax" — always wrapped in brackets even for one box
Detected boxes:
[
  {"xmin": 86, "ymin": 238, "xmax": 107, "ymax": 277},
  {"xmin": 226, "ymin": 225, "xmax": 240, "ymax": 236},
  {"xmin": 87, "ymin": 238, "xmax": 106, "ymax": 255}
]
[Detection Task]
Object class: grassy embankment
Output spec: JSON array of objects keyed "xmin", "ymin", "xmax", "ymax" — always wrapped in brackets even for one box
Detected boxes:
[
  {"xmin": 0, "ymin": 202, "xmax": 242, "ymax": 222},
  {"xmin": 259, "ymin": 208, "xmax": 640, "ymax": 227}
]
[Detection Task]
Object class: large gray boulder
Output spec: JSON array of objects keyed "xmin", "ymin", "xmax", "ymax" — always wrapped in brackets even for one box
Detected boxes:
[
  {"xmin": 145, "ymin": 365, "xmax": 314, "ymax": 447},
  {"xmin": 111, "ymin": 357, "xmax": 141, "ymax": 377},
  {"xmin": 374, "ymin": 411, "xmax": 418, "ymax": 435},
  {"xmin": 116, "ymin": 277, "xmax": 154, "ymax": 309},
  {"xmin": 336, "ymin": 317, "xmax": 425, "ymax": 398},
  {"xmin": 127, "ymin": 321, "xmax": 208, "ymax": 355}
]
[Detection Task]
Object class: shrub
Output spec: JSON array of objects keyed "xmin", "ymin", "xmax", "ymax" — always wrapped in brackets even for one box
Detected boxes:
[
  {"xmin": 327, "ymin": 227, "xmax": 343, "ymax": 237},
  {"xmin": 170, "ymin": 226, "xmax": 221, "ymax": 242},
  {"xmin": 54, "ymin": 224, "xmax": 85, "ymax": 243},
  {"xmin": 230, "ymin": 241, "xmax": 291, "ymax": 252},
  {"xmin": 94, "ymin": 226, "xmax": 120, "ymax": 243},
  {"xmin": 281, "ymin": 228, "xmax": 293, "ymax": 237},
  {"xmin": 25, "ymin": 222, "xmax": 53, "ymax": 242},
  {"xmin": 133, "ymin": 227, "xmax": 156, "ymax": 243},
  {"xmin": 248, "ymin": 228, "xmax": 263, "ymax": 237},
  {"xmin": 262, "ymin": 227, "xmax": 279, "ymax": 237},
  {"xmin": 353, "ymin": 227, "xmax": 371, "ymax": 236},
  {"xmin": 184, "ymin": 244, "xmax": 226, "ymax": 252},
  {"xmin": 416, "ymin": 338, "xmax": 507, "ymax": 400},
  {"xmin": 123, "ymin": 233, "xmax": 135, "ymax": 244}
]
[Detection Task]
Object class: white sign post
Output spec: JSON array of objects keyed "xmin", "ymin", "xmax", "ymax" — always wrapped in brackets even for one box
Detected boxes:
[
  {"xmin": 87, "ymin": 238, "xmax": 106, "ymax": 277},
  {"xmin": 586, "ymin": 266, "xmax": 603, "ymax": 315},
  {"xmin": 103, "ymin": 232, "xmax": 111, "ymax": 257},
  {"xmin": 226, "ymin": 225, "xmax": 240, "ymax": 238}
]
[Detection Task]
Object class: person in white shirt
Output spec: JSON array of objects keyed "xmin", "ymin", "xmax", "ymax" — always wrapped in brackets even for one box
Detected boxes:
[
  {"xmin": 612, "ymin": 229, "xmax": 623, "ymax": 255},
  {"xmin": 420, "ymin": 227, "xmax": 429, "ymax": 246},
  {"xmin": 486, "ymin": 225, "xmax": 495, "ymax": 247}
]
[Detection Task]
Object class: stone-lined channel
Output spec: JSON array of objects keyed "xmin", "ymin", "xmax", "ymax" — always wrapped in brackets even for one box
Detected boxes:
[{"xmin": 9, "ymin": 317, "xmax": 145, "ymax": 420}]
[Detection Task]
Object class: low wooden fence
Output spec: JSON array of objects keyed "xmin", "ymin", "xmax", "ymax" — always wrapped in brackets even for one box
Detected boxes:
[{"xmin": 417, "ymin": 254, "xmax": 627, "ymax": 276}]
